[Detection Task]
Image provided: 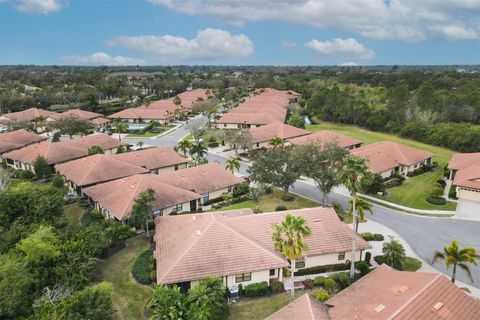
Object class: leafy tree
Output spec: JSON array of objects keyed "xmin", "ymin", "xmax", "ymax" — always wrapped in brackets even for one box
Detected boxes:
[
  {"xmin": 248, "ymin": 186, "xmax": 264, "ymax": 211},
  {"xmin": 149, "ymin": 284, "xmax": 187, "ymax": 320},
  {"xmin": 87, "ymin": 145, "xmax": 104, "ymax": 155},
  {"xmin": 16, "ymin": 225, "xmax": 60, "ymax": 265},
  {"xmin": 433, "ymin": 240, "xmax": 480, "ymax": 283},
  {"xmin": 0, "ymin": 166, "xmax": 12, "ymax": 191},
  {"xmin": 348, "ymin": 196, "xmax": 373, "ymax": 233},
  {"xmin": 222, "ymin": 129, "xmax": 252, "ymax": 154},
  {"xmin": 248, "ymin": 146, "xmax": 302, "ymax": 194},
  {"xmin": 269, "ymin": 136, "xmax": 285, "ymax": 147},
  {"xmin": 52, "ymin": 115, "xmax": 93, "ymax": 139},
  {"xmin": 187, "ymin": 276, "xmax": 229, "ymax": 320},
  {"xmin": 52, "ymin": 131, "xmax": 61, "ymax": 142},
  {"xmin": 338, "ymin": 155, "xmax": 370, "ymax": 279},
  {"xmin": 360, "ymin": 173, "xmax": 385, "ymax": 195},
  {"xmin": 272, "ymin": 214, "xmax": 311, "ymax": 299},
  {"xmin": 173, "ymin": 96, "xmax": 182, "ymax": 107},
  {"xmin": 177, "ymin": 138, "xmax": 192, "ymax": 157},
  {"xmin": 34, "ymin": 155, "xmax": 52, "ymax": 179},
  {"xmin": 287, "ymin": 112, "xmax": 306, "ymax": 128},
  {"xmin": 225, "ymin": 157, "xmax": 240, "ymax": 174},
  {"xmin": 130, "ymin": 188, "xmax": 156, "ymax": 237},
  {"xmin": 382, "ymin": 237, "xmax": 406, "ymax": 270}
]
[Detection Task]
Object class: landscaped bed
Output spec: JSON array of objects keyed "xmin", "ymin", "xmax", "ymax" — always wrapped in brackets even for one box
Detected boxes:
[{"xmin": 126, "ymin": 125, "xmax": 174, "ymax": 138}]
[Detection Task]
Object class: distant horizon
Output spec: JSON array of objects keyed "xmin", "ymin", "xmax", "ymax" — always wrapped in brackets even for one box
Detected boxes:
[{"xmin": 1, "ymin": 64, "xmax": 479, "ymax": 68}]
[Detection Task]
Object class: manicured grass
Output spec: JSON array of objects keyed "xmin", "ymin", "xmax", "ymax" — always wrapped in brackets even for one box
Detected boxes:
[
  {"xmin": 95, "ymin": 236, "xmax": 152, "ymax": 320},
  {"xmin": 229, "ymin": 292, "xmax": 300, "ymax": 320},
  {"xmin": 307, "ymin": 122, "xmax": 455, "ymax": 210},
  {"xmin": 214, "ymin": 189, "xmax": 319, "ymax": 212},
  {"xmin": 402, "ymin": 256, "xmax": 422, "ymax": 272},
  {"xmin": 126, "ymin": 132, "xmax": 160, "ymax": 138}
]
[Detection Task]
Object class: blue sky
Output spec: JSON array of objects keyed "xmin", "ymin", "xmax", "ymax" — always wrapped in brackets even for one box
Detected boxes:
[{"xmin": 1, "ymin": 0, "xmax": 479, "ymax": 66}]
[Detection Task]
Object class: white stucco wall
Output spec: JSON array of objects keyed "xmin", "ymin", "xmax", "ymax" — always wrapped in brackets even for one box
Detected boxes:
[{"xmin": 302, "ymin": 251, "xmax": 363, "ymax": 269}]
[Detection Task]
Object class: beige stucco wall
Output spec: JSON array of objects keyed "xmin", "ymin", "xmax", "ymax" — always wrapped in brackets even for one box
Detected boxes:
[
  {"xmin": 216, "ymin": 123, "xmax": 241, "ymax": 129},
  {"xmin": 152, "ymin": 163, "xmax": 188, "ymax": 174},
  {"xmin": 456, "ymin": 187, "xmax": 480, "ymax": 202},
  {"xmin": 302, "ymin": 250, "xmax": 363, "ymax": 269},
  {"xmin": 200, "ymin": 186, "xmax": 235, "ymax": 204}
]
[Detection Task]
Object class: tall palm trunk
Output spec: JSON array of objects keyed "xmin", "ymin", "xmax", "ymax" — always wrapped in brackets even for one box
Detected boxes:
[
  {"xmin": 146, "ymin": 220, "xmax": 150, "ymax": 237},
  {"xmin": 290, "ymin": 259, "xmax": 295, "ymax": 300},
  {"xmin": 452, "ymin": 263, "xmax": 457, "ymax": 283},
  {"xmin": 350, "ymin": 193, "xmax": 357, "ymax": 279}
]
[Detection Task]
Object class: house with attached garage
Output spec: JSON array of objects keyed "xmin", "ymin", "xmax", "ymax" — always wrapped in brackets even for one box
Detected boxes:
[
  {"xmin": 249, "ymin": 122, "xmax": 310, "ymax": 149},
  {"xmin": 154, "ymin": 207, "xmax": 370, "ymax": 292}
]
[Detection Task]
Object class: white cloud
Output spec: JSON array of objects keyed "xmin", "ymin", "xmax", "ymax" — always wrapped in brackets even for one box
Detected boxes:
[
  {"xmin": 281, "ymin": 40, "xmax": 297, "ymax": 48},
  {"xmin": 305, "ymin": 38, "xmax": 374, "ymax": 60},
  {"xmin": 429, "ymin": 24, "xmax": 479, "ymax": 40},
  {"xmin": 62, "ymin": 52, "xmax": 145, "ymax": 66},
  {"xmin": 149, "ymin": 0, "xmax": 480, "ymax": 41},
  {"xmin": 14, "ymin": 0, "xmax": 63, "ymax": 15},
  {"xmin": 104, "ymin": 28, "xmax": 253, "ymax": 63},
  {"xmin": 337, "ymin": 61, "xmax": 359, "ymax": 66}
]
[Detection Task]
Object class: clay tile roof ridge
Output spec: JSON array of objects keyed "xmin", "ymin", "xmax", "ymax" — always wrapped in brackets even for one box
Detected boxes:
[
  {"xmin": 76, "ymin": 154, "xmax": 103, "ymax": 186},
  {"xmin": 120, "ymin": 175, "xmax": 148, "ymax": 217}
]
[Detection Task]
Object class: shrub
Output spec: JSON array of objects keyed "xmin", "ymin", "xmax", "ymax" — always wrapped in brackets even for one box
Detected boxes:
[
  {"xmin": 14, "ymin": 169, "xmax": 35, "ymax": 180},
  {"xmin": 132, "ymin": 250, "xmax": 154, "ymax": 285},
  {"xmin": 359, "ymin": 232, "xmax": 384, "ymax": 241},
  {"xmin": 323, "ymin": 278, "xmax": 337, "ymax": 294},
  {"xmin": 364, "ymin": 251, "xmax": 372, "ymax": 265},
  {"xmin": 280, "ymin": 193, "xmax": 295, "ymax": 202},
  {"xmin": 283, "ymin": 268, "xmax": 291, "ymax": 277},
  {"xmin": 302, "ymin": 279, "xmax": 314, "ymax": 289},
  {"xmin": 294, "ymin": 262, "xmax": 350, "ymax": 276},
  {"xmin": 233, "ymin": 182, "xmax": 250, "ymax": 197},
  {"xmin": 384, "ymin": 178, "xmax": 402, "ymax": 188},
  {"xmin": 431, "ymin": 186, "xmax": 444, "ymax": 198},
  {"xmin": 208, "ymin": 142, "xmax": 219, "ymax": 147},
  {"xmin": 275, "ymin": 205, "xmax": 288, "ymax": 211},
  {"xmin": 436, "ymin": 179, "xmax": 446, "ymax": 188},
  {"xmin": 52, "ymin": 174, "xmax": 65, "ymax": 189},
  {"xmin": 426, "ymin": 196, "xmax": 447, "ymax": 205},
  {"xmin": 356, "ymin": 261, "xmax": 370, "ymax": 276},
  {"xmin": 313, "ymin": 290, "xmax": 330, "ymax": 302},
  {"xmin": 331, "ymin": 272, "xmax": 351, "ymax": 289},
  {"xmin": 313, "ymin": 276, "xmax": 327, "ymax": 287},
  {"xmin": 244, "ymin": 282, "xmax": 269, "ymax": 297},
  {"xmin": 270, "ymin": 281, "xmax": 284, "ymax": 293},
  {"xmin": 449, "ymin": 186, "xmax": 457, "ymax": 199},
  {"xmin": 253, "ymin": 208, "xmax": 263, "ymax": 214}
]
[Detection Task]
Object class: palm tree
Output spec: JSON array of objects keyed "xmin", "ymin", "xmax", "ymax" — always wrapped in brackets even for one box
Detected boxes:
[
  {"xmin": 272, "ymin": 214, "xmax": 311, "ymax": 299},
  {"xmin": 348, "ymin": 196, "xmax": 373, "ymax": 233},
  {"xmin": 114, "ymin": 121, "xmax": 127, "ymax": 141},
  {"xmin": 225, "ymin": 157, "xmax": 240, "ymax": 174},
  {"xmin": 136, "ymin": 141, "xmax": 144, "ymax": 150},
  {"xmin": 177, "ymin": 138, "xmax": 192, "ymax": 158},
  {"xmin": 269, "ymin": 136, "xmax": 285, "ymax": 147},
  {"xmin": 382, "ymin": 236, "xmax": 406, "ymax": 269},
  {"xmin": 33, "ymin": 115, "xmax": 46, "ymax": 132},
  {"xmin": 190, "ymin": 141, "xmax": 207, "ymax": 160},
  {"xmin": 338, "ymin": 155, "xmax": 369, "ymax": 279},
  {"xmin": 433, "ymin": 240, "xmax": 480, "ymax": 283}
]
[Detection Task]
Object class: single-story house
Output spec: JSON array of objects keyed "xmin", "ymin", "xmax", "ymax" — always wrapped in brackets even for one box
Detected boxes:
[
  {"xmin": 0, "ymin": 108, "xmax": 61, "ymax": 131},
  {"xmin": 249, "ymin": 122, "xmax": 310, "ymax": 149},
  {"xmin": 83, "ymin": 174, "xmax": 202, "ymax": 220},
  {"xmin": 289, "ymin": 130, "xmax": 363, "ymax": 150},
  {"xmin": 0, "ymin": 129, "xmax": 47, "ymax": 159},
  {"xmin": 155, "ymin": 207, "xmax": 370, "ymax": 292},
  {"xmin": 55, "ymin": 154, "xmax": 149, "ymax": 195},
  {"xmin": 61, "ymin": 109, "xmax": 109, "ymax": 129},
  {"xmin": 350, "ymin": 141, "xmax": 433, "ymax": 178},
  {"xmin": 108, "ymin": 108, "xmax": 174, "ymax": 124},
  {"xmin": 155, "ymin": 162, "xmax": 244, "ymax": 204},
  {"xmin": 3, "ymin": 133, "xmax": 123, "ymax": 173},
  {"xmin": 112, "ymin": 147, "xmax": 188, "ymax": 174},
  {"xmin": 447, "ymin": 153, "xmax": 480, "ymax": 219},
  {"xmin": 267, "ymin": 264, "xmax": 480, "ymax": 319}
]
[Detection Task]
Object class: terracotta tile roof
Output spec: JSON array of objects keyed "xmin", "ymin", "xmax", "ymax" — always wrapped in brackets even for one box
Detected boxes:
[
  {"xmin": 138, "ymin": 100, "xmax": 178, "ymax": 113},
  {"xmin": 266, "ymin": 294, "xmax": 330, "ymax": 320},
  {"xmin": 137, "ymin": 89, "xmax": 208, "ymax": 113},
  {"xmin": 62, "ymin": 109, "xmax": 103, "ymax": 120},
  {"xmin": 0, "ymin": 108, "xmax": 60, "ymax": 122},
  {"xmin": 90, "ymin": 117, "xmax": 110, "ymax": 126},
  {"xmin": 289, "ymin": 130, "xmax": 363, "ymax": 149},
  {"xmin": 325, "ymin": 264, "xmax": 480, "ymax": 320},
  {"xmin": 112, "ymin": 147, "xmax": 188, "ymax": 171},
  {"xmin": 452, "ymin": 162, "xmax": 480, "ymax": 190},
  {"xmin": 54, "ymin": 154, "xmax": 149, "ymax": 187},
  {"xmin": 250, "ymin": 122, "xmax": 310, "ymax": 144},
  {"xmin": 448, "ymin": 153, "xmax": 480, "ymax": 171},
  {"xmin": 155, "ymin": 207, "xmax": 370, "ymax": 285},
  {"xmin": 0, "ymin": 129, "xmax": 47, "ymax": 154},
  {"xmin": 108, "ymin": 107, "xmax": 173, "ymax": 120},
  {"xmin": 83, "ymin": 174, "xmax": 201, "ymax": 220},
  {"xmin": 351, "ymin": 141, "xmax": 433, "ymax": 174},
  {"xmin": 3, "ymin": 133, "xmax": 123, "ymax": 165},
  {"xmin": 156, "ymin": 162, "xmax": 244, "ymax": 194}
]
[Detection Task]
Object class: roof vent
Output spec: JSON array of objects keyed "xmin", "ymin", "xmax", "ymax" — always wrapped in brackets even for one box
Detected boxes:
[
  {"xmin": 196, "ymin": 230, "xmax": 201, "ymax": 236},
  {"xmin": 374, "ymin": 304, "xmax": 385, "ymax": 313},
  {"xmin": 130, "ymin": 185, "xmax": 135, "ymax": 189},
  {"xmin": 393, "ymin": 285, "xmax": 408, "ymax": 295},
  {"xmin": 313, "ymin": 218, "xmax": 322, "ymax": 223},
  {"xmin": 433, "ymin": 302, "xmax": 444, "ymax": 311}
]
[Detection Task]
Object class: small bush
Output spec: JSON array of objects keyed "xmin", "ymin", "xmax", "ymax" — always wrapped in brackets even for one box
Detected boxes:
[
  {"xmin": 356, "ymin": 261, "xmax": 370, "ymax": 276},
  {"xmin": 280, "ymin": 193, "xmax": 295, "ymax": 202},
  {"xmin": 359, "ymin": 232, "xmax": 384, "ymax": 241},
  {"xmin": 364, "ymin": 252, "xmax": 372, "ymax": 264},
  {"xmin": 244, "ymin": 282, "xmax": 269, "ymax": 297},
  {"xmin": 426, "ymin": 196, "xmax": 447, "ymax": 205},
  {"xmin": 323, "ymin": 278, "xmax": 337, "ymax": 293},
  {"xmin": 384, "ymin": 178, "xmax": 402, "ymax": 188},
  {"xmin": 449, "ymin": 186, "xmax": 457, "ymax": 199},
  {"xmin": 270, "ymin": 281, "xmax": 284, "ymax": 293},
  {"xmin": 313, "ymin": 276, "xmax": 327, "ymax": 287},
  {"xmin": 275, "ymin": 205, "xmax": 288, "ymax": 211},
  {"xmin": 233, "ymin": 182, "xmax": 250, "ymax": 197},
  {"xmin": 208, "ymin": 142, "xmax": 219, "ymax": 147},
  {"xmin": 331, "ymin": 272, "xmax": 351, "ymax": 289},
  {"xmin": 253, "ymin": 208, "xmax": 263, "ymax": 214},
  {"xmin": 132, "ymin": 250, "xmax": 154, "ymax": 285},
  {"xmin": 431, "ymin": 186, "xmax": 444, "ymax": 198},
  {"xmin": 294, "ymin": 262, "xmax": 350, "ymax": 276},
  {"xmin": 14, "ymin": 169, "xmax": 35, "ymax": 180},
  {"xmin": 313, "ymin": 290, "xmax": 330, "ymax": 302},
  {"xmin": 436, "ymin": 179, "xmax": 446, "ymax": 188},
  {"xmin": 302, "ymin": 279, "xmax": 315, "ymax": 289},
  {"xmin": 283, "ymin": 268, "xmax": 291, "ymax": 277}
]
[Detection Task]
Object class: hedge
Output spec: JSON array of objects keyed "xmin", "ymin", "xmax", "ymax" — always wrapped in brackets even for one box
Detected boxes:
[
  {"xmin": 313, "ymin": 290, "xmax": 330, "ymax": 302},
  {"xmin": 294, "ymin": 262, "xmax": 350, "ymax": 276},
  {"xmin": 313, "ymin": 276, "xmax": 327, "ymax": 287},
  {"xmin": 426, "ymin": 196, "xmax": 447, "ymax": 205},
  {"xmin": 244, "ymin": 282, "xmax": 269, "ymax": 297},
  {"xmin": 270, "ymin": 281, "xmax": 284, "ymax": 293},
  {"xmin": 275, "ymin": 205, "xmax": 288, "ymax": 211},
  {"xmin": 132, "ymin": 250, "xmax": 155, "ymax": 285},
  {"xmin": 359, "ymin": 232, "xmax": 384, "ymax": 241}
]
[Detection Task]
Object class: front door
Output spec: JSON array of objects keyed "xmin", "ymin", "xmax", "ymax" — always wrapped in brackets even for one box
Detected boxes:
[{"xmin": 190, "ymin": 200, "xmax": 197, "ymax": 212}]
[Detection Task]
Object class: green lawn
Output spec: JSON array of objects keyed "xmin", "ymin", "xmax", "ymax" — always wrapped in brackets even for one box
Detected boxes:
[
  {"xmin": 95, "ymin": 236, "xmax": 152, "ymax": 320},
  {"xmin": 64, "ymin": 202, "xmax": 86, "ymax": 225},
  {"xmin": 402, "ymin": 257, "xmax": 422, "ymax": 272},
  {"xmin": 307, "ymin": 122, "xmax": 456, "ymax": 210},
  {"xmin": 126, "ymin": 132, "xmax": 159, "ymax": 138},
  {"xmin": 229, "ymin": 292, "xmax": 302, "ymax": 320},
  {"xmin": 215, "ymin": 189, "xmax": 319, "ymax": 212}
]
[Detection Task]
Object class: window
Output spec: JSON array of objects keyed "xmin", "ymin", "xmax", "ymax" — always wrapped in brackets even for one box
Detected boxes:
[
  {"xmin": 256, "ymin": 143, "xmax": 260, "ymax": 147},
  {"xmin": 227, "ymin": 186, "xmax": 233, "ymax": 193},
  {"xmin": 224, "ymin": 124, "xmax": 227, "ymax": 128},
  {"xmin": 173, "ymin": 203, "xmax": 183, "ymax": 213},
  {"xmin": 338, "ymin": 252, "xmax": 346, "ymax": 260},
  {"xmin": 202, "ymin": 192, "xmax": 209, "ymax": 203},
  {"xmin": 174, "ymin": 164, "xmax": 179, "ymax": 171},
  {"xmin": 269, "ymin": 269, "xmax": 275, "ymax": 276},
  {"xmin": 235, "ymin": 273, "xmax": 252, "ymax": 283},
  {"xmin": 153, "ymin": 209, "xmax": 163, "ymax": 217},
  {"xmin": 295, "ymin": 259, "xmax": 305, "ymax": 269}
]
